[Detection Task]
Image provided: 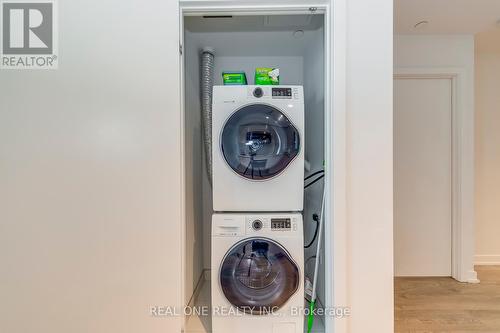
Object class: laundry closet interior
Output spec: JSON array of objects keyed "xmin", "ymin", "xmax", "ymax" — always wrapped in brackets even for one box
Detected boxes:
[{"xmin": 181, "ymin": 5, "xmax": 331, "ymax": 333}]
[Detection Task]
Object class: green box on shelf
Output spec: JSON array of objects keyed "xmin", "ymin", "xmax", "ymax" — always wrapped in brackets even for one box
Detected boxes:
[
  {"xmin": 222, "ymin": 72, "xmax": 247, "ymax": 85},
  {"xmin": 254, "ymin": 67, "xmax": 279, "ymax": 85}
]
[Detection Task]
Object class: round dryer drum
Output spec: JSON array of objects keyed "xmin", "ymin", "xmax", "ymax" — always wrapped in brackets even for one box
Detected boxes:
[
  {"xmin": 221, "ymin": 104, "xmax": 300, "ymax": 180},
  {"xmin": 219, "ymin": 237, "xmax": 300, "ymax": 315}
]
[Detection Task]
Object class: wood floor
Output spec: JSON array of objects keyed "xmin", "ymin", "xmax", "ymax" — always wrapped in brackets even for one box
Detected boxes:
[{"xmin": 395, "ymin": 266, "xmax": 500, "ymax": 332}]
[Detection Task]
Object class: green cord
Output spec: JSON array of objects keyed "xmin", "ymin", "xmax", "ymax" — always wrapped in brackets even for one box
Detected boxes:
[{"xmin": 307, "ymin": 300, "xmax": 316, "ymax": 333}]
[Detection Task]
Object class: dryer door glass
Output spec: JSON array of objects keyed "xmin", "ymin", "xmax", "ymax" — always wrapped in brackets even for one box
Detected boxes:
[
  {"xmin": 219, "ymin": 238, "xmax": 300, "ymax": 315},
  {"xmin": 221, "ymin": 104, "xmax": 300, "ymax": 180}
]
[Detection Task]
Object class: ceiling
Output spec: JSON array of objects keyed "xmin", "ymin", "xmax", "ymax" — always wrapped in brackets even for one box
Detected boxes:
[
  {"xmin": 395, "ymin": 0, "xmax": 500, "ymax": 34},
  {"xmin": 185, "ymin": 14, "xmax": 324, "ymax": 33}
]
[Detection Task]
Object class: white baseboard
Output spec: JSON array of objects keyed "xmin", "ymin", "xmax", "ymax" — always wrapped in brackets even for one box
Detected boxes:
[
  {"xmin": 465, "ymin": 270, "xmax": 480, "ymax": 284},
  {"xmin": 475, "ymin": 255, "xmax": 500, "ymax": 266}
]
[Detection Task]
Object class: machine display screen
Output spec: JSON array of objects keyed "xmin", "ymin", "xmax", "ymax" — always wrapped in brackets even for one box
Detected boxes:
[
  {"xmin": 272, "ymin": 88, "xmax": 292, "ymax": 99},
  {"xmin": 271, "ymin": 218, "xmax": 291, "ymax": 230}
]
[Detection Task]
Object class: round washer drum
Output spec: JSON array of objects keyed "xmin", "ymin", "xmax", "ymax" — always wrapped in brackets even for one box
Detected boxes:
[
  {"xmin": 221, "ymin": 104, "xmax": 300, "ymax": 181},
  {"xmin": 219, "ymin": 237, "xmax": 300, "ymax": 315}
]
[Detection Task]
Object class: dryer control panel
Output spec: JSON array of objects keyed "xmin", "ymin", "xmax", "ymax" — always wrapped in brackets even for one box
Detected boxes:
[
  {"xmin": 271, "ymin": 87, "xmax": 292, "ymax": 99},
  {"xmin": 250, "ymin": 86, "xmax": 299, "ymax": 100},
  {"xmin": 213, "ymin": 85, "xmax": 303, "ymax": 103}
]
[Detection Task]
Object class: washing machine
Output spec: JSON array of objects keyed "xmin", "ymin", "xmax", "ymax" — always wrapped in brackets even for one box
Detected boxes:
[
  {"xmin": 212, "ymin": 85, "xmax": 304, "ymax": 212},
  {"xmin": 211, "ymin": 213, "xmax": 304, "ymax": 333}
]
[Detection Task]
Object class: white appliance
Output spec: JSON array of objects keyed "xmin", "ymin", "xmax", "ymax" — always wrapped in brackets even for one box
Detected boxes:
[
  {"xmin": 211, "ymin": 213, "xmax": 304, "ymax": 333},
  {"xmin": 212, "ymin": 85, "xmax": 305, "ymax": 212}
]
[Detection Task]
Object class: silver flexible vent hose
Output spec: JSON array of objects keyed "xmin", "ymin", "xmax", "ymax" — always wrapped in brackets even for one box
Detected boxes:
[{"xmin": 200, "ymin": 47, "xmax": 215, "ymax": 186}]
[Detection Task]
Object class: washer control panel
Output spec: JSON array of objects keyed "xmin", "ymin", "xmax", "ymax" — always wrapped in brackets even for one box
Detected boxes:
[
  {"xmin": 271, "ymin": 218, "xmax": 291, "ymax": 230},
  {"xmin": 245, "ymin": 216, "xmax": 298, "ymax": 233},
  {"xmin": 252, "ymin": 219, "xmax": 263, "ymax": 230}
]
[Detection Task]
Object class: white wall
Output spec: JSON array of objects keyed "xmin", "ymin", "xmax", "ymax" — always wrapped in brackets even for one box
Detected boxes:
[
  {"xmin": 302, "ymin": 24, "xmax": 326, "ymax": 314},
  {"xmin": 394, "ymin": 35, "xmax": 476, "ymax": 282},
  {"xmin": 0, "ymin": 1, "xmax": 182, "ymax": 332},
  {"xmin": 184, "ymin": 30, "xmax": 205, "ymax": 305},
  {"xmin": 394, "ymin": 77, "xmax": 453, "ymax": 276},
  {"xmin": 345, "ymin": 0, "xmax": 394, "ymax": 332},
  {"xmin": 395, "ymin": 35, "xmax": 475, "ymax": 69},
  {"xmin": 475, "ymin": 29, "xmax": 500, "ymax": 265}
]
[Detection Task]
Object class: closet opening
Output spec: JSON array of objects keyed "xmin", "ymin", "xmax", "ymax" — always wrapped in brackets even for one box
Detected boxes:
[{"xmin": 181, "ymin": 10, "xmax": 330, "ymax": 333}]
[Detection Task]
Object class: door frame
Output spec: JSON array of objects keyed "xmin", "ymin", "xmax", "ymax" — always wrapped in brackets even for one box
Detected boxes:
[
  {"xmin": 394, "ymin": 68, "xmax": 478, "ymax": 283},
  {"xmin": 179, "ymin": 2, "xmax": 347, "ymax": 333}
]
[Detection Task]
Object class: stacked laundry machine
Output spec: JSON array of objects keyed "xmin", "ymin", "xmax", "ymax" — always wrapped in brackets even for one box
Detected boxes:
[{"xmin": 211, "ymin": 85, "xmax": 305, "ymax": 333}]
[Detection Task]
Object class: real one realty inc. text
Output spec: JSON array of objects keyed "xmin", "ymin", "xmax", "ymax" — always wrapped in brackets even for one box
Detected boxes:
[{"xmin": 150, "ymin": 305, "xmax": 351, "ymax": 318}]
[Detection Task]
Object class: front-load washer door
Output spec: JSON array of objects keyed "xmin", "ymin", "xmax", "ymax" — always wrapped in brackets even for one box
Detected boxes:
[
  {"xmin": 219, "ymin": 238, "xmax": 300, "ymax": 315},
  {"xmin": 221, "ymin": 104, "xmax": 300, "ymax": 180}
]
